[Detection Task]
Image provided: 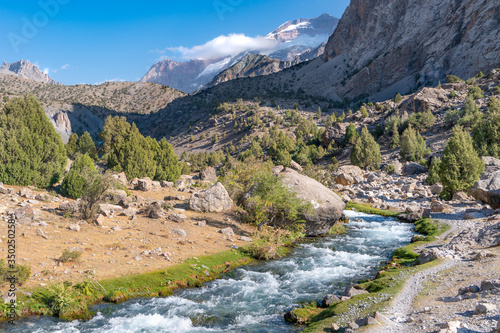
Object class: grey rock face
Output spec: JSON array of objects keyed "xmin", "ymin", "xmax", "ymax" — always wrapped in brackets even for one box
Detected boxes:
[
  {"xmin": 189, "ymin": 182, "xmax": 233, "ymax": 213},
  {"xmin": 279, "ymin": 168, "xmax": 345, "ymax": 236},
  {"xmin": 200, "ymin": 167, "xmax": 217, "ymax": 183},
  {"xmin": 137, "ymin": 177, "xmax": 153, "ymax": 191},
  {"xmin": 471, "ymin": 157, "xmax": 500, "ymax": 209}
]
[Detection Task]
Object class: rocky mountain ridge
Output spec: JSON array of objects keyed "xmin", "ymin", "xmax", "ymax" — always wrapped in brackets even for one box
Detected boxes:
[
  {"xmin": 0, "ymin": 60, "xmax": 61, "ymax": 85},
  {"xmin": 140, "ymin": 14, "xmax": 339, "ymax": 93}
]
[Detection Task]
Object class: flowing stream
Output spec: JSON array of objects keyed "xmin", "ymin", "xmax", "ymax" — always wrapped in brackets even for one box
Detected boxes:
[{"xmin": 9, "ymin": 211, "xmax": 414, "ymax": 333}]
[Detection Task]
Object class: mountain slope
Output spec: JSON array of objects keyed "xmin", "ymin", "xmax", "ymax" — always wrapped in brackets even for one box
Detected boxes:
[
  {"xmin": 0, "ymin": 60, "xmax": 61, "ymax": 85},
  {"xmin": 202, "ymin": 0, "xmax": 500, "ymax": 103},
  {"xmin": 140, "ymin": 14, "xmax": 339, "ymax": 93}
]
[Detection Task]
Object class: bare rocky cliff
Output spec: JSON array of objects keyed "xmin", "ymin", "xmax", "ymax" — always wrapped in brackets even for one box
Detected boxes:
[
  {"xmin": 319, "ymin": 0, "xmax": 500, "ymax": 100},
  {"xmin": 0, "ymin": 60, "xmax": 61, "ymax": 85}
]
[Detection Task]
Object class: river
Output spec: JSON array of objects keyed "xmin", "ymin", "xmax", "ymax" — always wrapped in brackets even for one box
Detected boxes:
[{"xmin": 9, "ymin": 211, "xmax": 414, "ymax": 333}]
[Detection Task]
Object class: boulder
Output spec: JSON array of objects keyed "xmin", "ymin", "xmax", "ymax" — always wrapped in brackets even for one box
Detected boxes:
[
  {"xmin": 220, "ymin": 227, "xmax": 235, "ymax": 237},
  {"xmin": 430, "ymin": 199, "xmax": 451, "ymax": 213},
  {"xmin": 98, "ymin": 204, "xmax": 123, "ymax": 217},
  {"xmin": 289, "ymin": 160, "xmax": 303, "ymax": 172},
  {"xmin": 172, "ymin": 228, "xmax": 187, "ymax": 238},
  {"xmin": 18, "ymin": 188, "xmax": 33, "ymax": 198},
  {"xmin": 430, "ymin": 183, "xmax": 444, "ymax": 195},
  {"xmin": 474, "ymin": 303, "xmax": 496, "ymax": 314},
  {"xmin": 189, "ymin": 182, "xmax": 233, "ymax": 213},
  {"xmin": 0, "ymin": 185, "xmax": 9, "ymax": 194},
  {"xmin": 168, "ymin": 213, "xmax": 187, "ymax": 223},
  {"xmin": 148, "ymin": 206, "xmax": 163, "ymax": 219},
  {"xmin": 68, "ymin": 224, "xmax": 80, "ymax": 232},
  {"xmin": 335, "ymin": 165, "xmax": 364, "ymax": 186},
  {"xmin": 152, "ymin": 181, "xmax": 161, "ymax": 188},
  {"xmin": 452, "ymin": 191, "xmax": 469, "ymax": 201},
  {"xmin": 35, "ymin": 193, "xmax": 51, "ymax": 201},
  {"xmin": 106, "ymin": 190, "xmax": 128, "ymax": 203},
  {"xmin": 137, "ymin": 177, "xmax": 152, "ymax": 191},
  {"xmin": 121, "ymin": 207, "xmax": 138, "ymax": 218},
  {"xmin": 112, "ymin": 172, "xmax": 128, "ymax": 186},
  {"xmin": 386, "ymin": 160, "xmax": 403, "ymax": 175},
  {"xmin": 399, "ymin": 207, "xmax": 424, "ymax": 223},
  {"xmin": 321, "ymin": 294, "xmax": 340, "ymax": 307},
  {"xmin": 272, "ymin": 165, "xmax": 284, "ymax": 174},
  {"xmin": 403, "ymin": 162, "xmax": 427, "ymax": 176},
  {"xmin": 344, "ymin": 286, "xmax": 369, "ymax": 297},
  {"xmin": 200, "ymin": 167, "xmax": 217, "ymax": 183},
  {"xmin": 418, "ymin": 248, "xmax": 441, "ymax": 264},
  {"xmin": 399, "ymin": 87, "xmax": 449, "ymax": 114},
  {"xmin": 322, "ymin": 122, "xmax": 350, "ymax": 146},
  {"xmin": 94, "ymin": 214, "xmax": 106, "ymax": 226},
  {"xmin": 161, "ymin": 181, "xmax": 174, "ymax": 188},
  {"xmin": 279, "ymin": 168, "xmax": 345, "ymax": 236},
  {"xmin": 176, "ymin": 175, "xmax": 195, "ymax": 188},
  {"xmin": 58, "ymin": 201, "xmax": 80, "ymax": 214},
  {"xmin": 15, "ymin": 206, "xmax": 34, "ymax": 225},
  {"xmin": 470, "ymin": 159, "xmax": 500, "ymax": 208}
]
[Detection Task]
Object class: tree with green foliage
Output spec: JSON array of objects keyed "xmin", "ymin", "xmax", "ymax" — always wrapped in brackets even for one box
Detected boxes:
[
  {"xmin": 439, "ymin": 125, "xmax": 484, "ymax": 199},
  {"xmin": 390, "ymin": 121, "xmax": 400, "ymax": 148},
  {"xmin": 426, "ymin": 157, "xmax": 441, "ymax": 185},
  {"xmin": 107, "ymin": 123, "xmax": 157, "ymax": 179},
  {"xmin": 0, "ymin": 95, "xmax": 66, "ymax": 188},
  {"xmin": 458, "ymin": 96, "xmax": 482, "ymax": 129},
  {"xmin": 350, "ymin": 126, "xmax": 381, "ymax": 170},
  {"xmin": 407, "ymin": 109, "xmax": 436, "ymax": 131},
  {"xmin": 100, "ymin": 116, "xmax": 131, "ymax": 155},
  {"xmin": 316, "ymin": 107, "xmax": 321, "ymax": 119},
  {"xmin": 154, "ymin": 138, "xmax": 181, "ymax": 182},
  {"xmin": 468, "ymin": 85, "xmax": 483, "ymax": 100},
  {"xmin": 473, "ymin": 97, "xmax": 500, "ymax": 157},
  {"xmin": 61, "ymin": 154, "xmax": 96, "ymax": 199},
  {"xmin": 242, "ymin": 171, "xmax": 311, "ymax": 231},
  {"xmin": 393, "ymin": 93, "xmax": 403, "ymax": 103},
  {"xmin": 400, "ymin": 124, "xmax": 429, "ymax": 162},
  {"xmin": 66, "ymin": 133, "xmax": 78, "ymax": 158},
  {"xmin": 359, "ymin": 106, "xmax": 369, "ymax": 118},
  {"xmin": 77, "ymin": 131, "xmax": 98, "ymax": 160},
  {"xmin": 344, "ymin": 123, "xmax": 359, "ymax": 145}
]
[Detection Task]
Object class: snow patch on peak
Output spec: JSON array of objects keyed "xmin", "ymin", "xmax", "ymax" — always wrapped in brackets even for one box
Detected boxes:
[{"xmin": 195, "ymin": 57, "xmax": 232, "ymax": 80}]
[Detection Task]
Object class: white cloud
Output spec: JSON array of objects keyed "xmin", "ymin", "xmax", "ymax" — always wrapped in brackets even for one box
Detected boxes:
[
  {"xmin": 61, "ymin": 64, "xmax": 70, "ymax": 70},
  {"xmin": 167, "ymin": 33, "xmax": 279, "ymax": 60},
  {"xmin": 43, "ymin": 68, "xmax": 50, "ymax": 75}
]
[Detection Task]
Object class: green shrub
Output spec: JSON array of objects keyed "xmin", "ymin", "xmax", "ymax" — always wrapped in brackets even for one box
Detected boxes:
[
  {"xmin": 66, "ymin": 133, "xmax": 78, "ymax": 158},
  {"xmin": 446, "ymin": 75, "xmax": 463, "ymax": 83},
  {"xmin": 77, "ymin": 132, "xmax": 98, "ymax": 160},
  {"xmin": 154, "ymin": 138, "xmax": 181, "ymax": 182},
  {"xmin": 473, "ymin": 97, "xmax": 500, "ymax": 157},
  {"xmin": 426, "ymin": 157, "xmax": 441, "ymax": 185},
  {"xmin": 0, "ymin": 95, "xmax": 66, "ymax": 187},
  {"xmin": 468, "ymin": 85, "xmax": 483, "ymax": 100},
  {"xmin": 385, "ymin": 164, "xmax": 395, "ymax": 175},
  {"xmin": 359, "ymin": 106, "xmax": 369, "ymax": 118},
  {"xmin": 350, "ymin": 126, "xmax": 381, "ymax": 170},
  {"xmin": 344, "ymin": 122, "xmax": 359, "ymax": 145},
  {"xmin": 458, "ymin": 96, "xmax": 482, "ymax": 129},
  {"xmin": 444, "ymin": 108, "xmax": 461, "ymax": 126},
  {"xmin": 400, "ymin": 124, "xmax": 429, "ymax": 162},
  {"xmin": 449, "ymin": 90, "xmax": 456, "ymax": 98},
  {"xmin": 494, "ymin": 86, "xmax": 500, "ymax": 95},
  {"xmin": 57, "ymin": 249, "xmax": 82, "ymax": 263},
  {"xmin": 0, "ymin": 260, "xmax": 31, "ymax": 285},
  {"xmin": 390, "ymin": 121, "xmax": 400, "ymax": 148},
  {"xmin": 61, "ymin": 154, "xmax": 96, "ymax": 199},
  {"xmin": 439, "ymin": 125, "xmax": 484, "ymax": 199},
  {"xmin": 406, "ymin": 109, "xmax": 436, "ymax": 131},
  {"xmin": 393, "ymin": 93, "xmax": 403, "ymax": 103}
]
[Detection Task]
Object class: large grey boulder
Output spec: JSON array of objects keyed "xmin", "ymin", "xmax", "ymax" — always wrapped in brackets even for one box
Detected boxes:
[
  {"xmin": 322, "ymin": 122, "xmax": 350, "ymax": 146},
  {"xmin": 334, "ymin": 165, "xmax": 364, "ymax": 186},
  {"xmin": 279, "ymin": 168, "xmax": 345, "ymax": 236},
  {"xmin": 470, "ymin": 157, "xmax": 500, "ymax": 209},
  {"xmin": 189, "ymin": 182, "xmax": 233, "ymax": 213},
  {"xmin": 137, "ymin": 177, "xmax": 152, "ymax": 191},
  {"xmin": 403, "ymin": 162, "xmax": 427, "ymax": 176},
  {"xmin": 200, "ymin": 167, "xmax": 217, "ymax": 183}
]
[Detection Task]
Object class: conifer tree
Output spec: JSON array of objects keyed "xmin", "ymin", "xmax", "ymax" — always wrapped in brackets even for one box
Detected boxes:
[
  {"xmin": 154, "ymin": 138, "xmax": 181, "ymax": 181},
  {"xmin": 350, "ymin": 126, "xmax": 381, "ymax": 170},
  {"xmin": 390, "ymin": 121, "xmax": 400, "ymax": 148},
  {"xmin": 78, "ymin": 131, "xmax": 98, "ymax": 160},
  {"xmin": 0, "ymin": 95, "xmax": 66, "ymax": 187},
  {"xmin": 61, "ymin": 154, "xmax": 96, "ymax": 199},
  {"xmin": 344, "ymin": 123, "xmax": 359, "ymax": 145},
  {"xmin": 66, "ymin": 133, "xmax": 78, "ymax": 158},
  {"xmin": 400, "ymin": 124, "xmax": 429, "ymax": 162},
  {"xmin": 439, "ymin": 125, "xmax": 484, "ymax": 199}
]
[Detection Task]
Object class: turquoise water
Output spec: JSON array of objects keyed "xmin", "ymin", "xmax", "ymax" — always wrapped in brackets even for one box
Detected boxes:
[{"xmin": 8, "ymin": 211, "xmax": 414, "ymax": 333}]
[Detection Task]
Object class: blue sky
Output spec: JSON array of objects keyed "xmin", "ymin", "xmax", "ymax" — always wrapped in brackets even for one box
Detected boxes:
[{"xmin": 0, "ymin": 0, "xmax": 350, "ymax": 85}]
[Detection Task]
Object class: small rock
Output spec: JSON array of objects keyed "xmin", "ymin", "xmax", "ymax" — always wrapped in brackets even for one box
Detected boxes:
[
  {"xmin": 111, "ymin": 226, "xmax": 122, "ymax": 231},
  {"xmin": 197, "ymin": 220, "xmax": 206, "ymax": 227},
  {"xmin": 137, "ymin": 177, "xmax": 153, "ymax": 191},
  {"xmin": 367, "ymin": 317, "xmax": 380, "ymax": 325},
  {"xmin": 168, "ymin": 213, "xmax": 187, "ymax": 223},
  {"xmin": 474, "ymin": 303, "xmax": 496, "ymax": 314},
  {"xmin": 220, "ymin": 227, "xmax": 235, "ymax": 237},
  {"xmin": 374, "ymin": 312, "xmax": 393, "ymax": 325},
  {"xmin": 18, "ymin": 188, "xmax": 33, "ymax": 198},
  {"xmin": 289, "ymin": 160, "xmax": 303, "ymax": 172},
  {"xmin": 172, "ymin": 228, "xmax": 187, "ymax": 238},
  {"xmin": 322, "ymin": 294, "xmax": 340, "ymax": 307},
  {"xmin": 348, "ymin": 322, "xmax": 359, "ymax": 330},
  {"xmin": 331, "ymin": 323, "xmax": 340, "ymax": 331},
  {"xmin": 160, "ymin": 181, "xmax": 174, "ymax": 188},
  {"xmin": 94, "ymin": 214, "xmax": 105, "ymax": 226},
  {"xmin": 240, "ymin": 236, "xmax": 252, "ymax": 242},
  {"xmin": 344, "ymin": 286, "xmax": 368, "ymax": 297},
  {"xmin": 452, "ymin": 191, "xmax": 469, "ymax": 201},
  {"xmin": 68, "ymin": 224, "xmax": 80, "ymax": 232}
]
